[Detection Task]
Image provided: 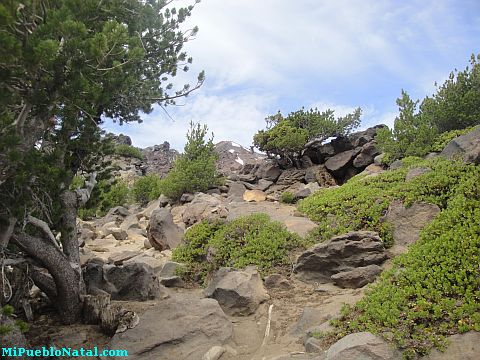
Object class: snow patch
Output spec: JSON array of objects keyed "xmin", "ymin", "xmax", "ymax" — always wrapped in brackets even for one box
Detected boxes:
[
  {"xmin": 228, "ymin": 149, "xmax": 236, "ymax": 154},
  {"xmin": 235, "ymin": 156, "xmax": 244, "ymax": 165},
  {"xmin": 230, "ymin": 141, "xmax": 242, "ymax": 148}
]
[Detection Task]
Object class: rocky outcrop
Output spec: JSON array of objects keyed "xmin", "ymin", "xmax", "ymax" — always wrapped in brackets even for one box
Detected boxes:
[
  {"xmin": 294, "ymin": 231, "xmax": 387, "ymax": 283},
  {"xmin": 426, "ymin": 331, "xmax": 480, "ymax": 360},
  {"xmin": 326, "ymin": 332, "xmax": 401, "ymax": 360},
  {"xmin": 215, "ymin": 140, "xmax": 266, "ymax": 176},
  {"xmin": 440, "ymin": 126, "xmax": 480, "ymax": 164},
  {"xmin": 147, "ymin": 208, "xmax": 183, "ymax": 251},
  {"xmin": 142, "ymin": 141, "xmax": 179, "ymax": 177},
  {"xmin": 104, "ymin": 296, "xmax": 233, "ymax": 360},
  {"xmin": 204, "ymin": 266, "xmax": 269, "ymax": 316}
]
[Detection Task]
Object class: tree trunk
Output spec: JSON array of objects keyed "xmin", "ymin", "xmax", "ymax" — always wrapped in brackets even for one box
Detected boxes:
[{"xmin": 13, "ymin": 233, "xmax": 82, "ymax": 324}]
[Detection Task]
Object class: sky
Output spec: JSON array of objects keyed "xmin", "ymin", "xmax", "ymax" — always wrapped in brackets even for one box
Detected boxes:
[{"xmin": 104, "ymin": 0, "xmax": 480, "ymax": 150}]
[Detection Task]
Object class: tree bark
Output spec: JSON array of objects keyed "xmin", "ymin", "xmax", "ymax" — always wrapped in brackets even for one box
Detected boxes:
[{"xmin": 13, "ymin": 233, "xmax": 81, "ymax": 324}]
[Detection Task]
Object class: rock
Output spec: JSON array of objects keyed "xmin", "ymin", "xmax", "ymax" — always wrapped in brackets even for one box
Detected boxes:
[
  {"xmin": 215, "ymin": 140, "xmax": 265, "ymax": 177},
  {"xmin": 159, "ymin": 261, "xmax": 183, "ymax": 277},
  {"xmin": 330, "ymin": 265, "xmax": 382, "ymax": 288},
  {"xmin": 204, "ymin": 266, "xmax": 269, "ymax": 316},
  {"xmin": 159, "ymin": 276, "xmax": 184, "ymax": 288},
  {"xmin": 305, "ymin": 337, "xmax": 322, "ymax": 353},
  {"xmin": 325, "ymin": 149, "xmax": 360, "ymax": 175},
  {"xmin": 107, "ymin": 227, "xmax": 128, "ymax": 241},
  {"xmin": 440, "ymin": 126, "xmax": 480, "ymax": 164},
  {"xmin": 255, "ymin": 162, "xmax": 282, "ymax": 181},
  {"xmin": 104, "ymin": 296, "xmax": 233, "ymax": 360},
  {"xmin": 142, "ymin": 141, "xmax": 179, "ymax": 177},
  {"xmin": 108, "ymin": 250, "xmax": 142, "ymax": 265},
  {"xmin": 180, "ymin": 193, "xmax": 194, "ymax": 204},
  {"xmin": 255, "ymin": 179, "xmax": 274, "ymax": 191},
  {"xmin": 374, "ymin": 153, "xmax": 385, "ymax": 166},
  {"xmin": 385, "ymin": 201, "xmax": 440, "ymax": 254},
  {"xmin": 264, "ymin": 273, "xmax": 292, "ymax": 290},
  {"xmin": 103, "ymin": 263, "xmax": 165, "ymax": 301},
  {"xmin": 227, "ymin": 181, "xmax": 246, "ymax": 200},
  {"xmin": 326, "ymin": 332, "xmax": 401, "ymax": 360},
  {"xmin": 202, "ymin": 346, "xmax": 226, "ymax": 360},
  {"xmin": 158, "ymin": 194, "xmax": 170, "ymax": 207},
  {"xmin": 277, "ymin": 168, "xmax": 306, "ymax": 186},
  {"xmin": 304, "ymin": 165, "xmax": 337, "ymax": 187},
  {"xmin": 389, "ymin": 159, "xmax": 403, "ymax": 170},
  {"xmin": 426, "ymin": 331, "xmax": 480, "ymax": 360},
  {"xmin": 181, "ymin": 194, "xmax": 224, "ymax": 226},
  {"xmin": 352, "ymin": 152, "xmax": 373, "ymax": 168},
  {"xmin": 124, "ymin": 254, "xmax": 165, "ymax": 272},
  {"xmin": 136, "ymin": 198, "xmax": 161, "ymax": 220},
  {"xmin": 295, "ymin": 182, "xmax": 321, "ymax": 199},
  {"xmin": 405, "ymin": 166, "xmax": 431, "ymax": 181},
  {"xmin": 147, "ymin": 208, "xmax": 183, "ymax": 251},
  {"xmin": 294, "ymin": 231, "xmax": 387, "ymax": 282},
  {"xmin": 143, "ymin": 237, "xmax": 152, "ymax": 249},
  {"xmin": 243, "ymin": 189, "xmax": 267, "ymax": 202},
  {"xmin": 291, "ymin": 307, "xmax": 328, "ymax": 336},
  {"xmin": 120, "ymin": 214, "xmax": 141, "ymax": 232}
]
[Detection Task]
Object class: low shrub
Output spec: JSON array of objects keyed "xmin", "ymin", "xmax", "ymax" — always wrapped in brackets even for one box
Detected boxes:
[
  {"xmin": 172, "ymin": 213, "xmax": 302, "ymax": 282},
  {"xmin": 114, "ymin": 144, "xmax": 144, "ymax": 159},
  {"xmin": 131, "ymin": 174, "xmax": 163, "ymax": 205},
  {"xmin": 280, "ymin": 191, "xmax": 296, "ymax": 204}
]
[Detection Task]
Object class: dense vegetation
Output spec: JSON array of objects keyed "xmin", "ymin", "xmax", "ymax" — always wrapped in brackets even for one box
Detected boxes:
[
  {"xmin": 172, "ymin": 213, "xmax": 302, "ymax": 282},
  {"xmin": 253, "ymin": 107, "xmax": 361, "ymax": 164},
  {"xmin": 300, "ymin": 157, "xmax": 480, "ymax": 357},
  {"xmin": 376, "ymin": 54, "xmax": 480, "ymax": 163},
  {"xmin": 114, "ymin": 144, "xmax": 144, "ymax": 160}
]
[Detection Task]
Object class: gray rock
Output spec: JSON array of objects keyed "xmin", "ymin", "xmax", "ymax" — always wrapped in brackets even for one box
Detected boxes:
[
  {"xmin": 255, "ymin": 179, "xmax": 274, "ymax": 191},
  {"xmin": 305, "ymin": 337, "xmax": 322, "ymax": 353},
  {"xmin": 330, "ymin": 265, "xmax": 382, "ymax": 288},
  {"xmin": 264, "ymin": 273, "xmax": 292, "ymax": 290},
  {"xmin": 204, "ymin": 266, "xmax": 269, "ymax": 316},
  {"xmin": 180, "ymin": 193, "xmax": 194, "ymax": 203},
  {"xmin": 405, "ymin": 166, "xmax": 431, "ymax": 181},
  {"xmin": 227, "ymin": 181, "xmax": 246, "ymax": 200},
  {"xmin": 104, "ymin": 296, "xmax": 233, "ymax": 360},
  {"xmin": 326, "ymin": 332, "xmax": 401, "ymax": 360},
  {"xmin": 426, "ymin": 331, "xmax": 480, "ymax": 360},
  {"xmin": 440, "ymin": 126, "xmax": 480, "ymax": 164},
  {"xmin": 277, "ymin": 168, "xmax": 306, "ymax": 186},
  {"xmin": 147, "ymin": 208, "xmax": 183, "ymax": 251},
  {"xmin": 374, "ymin": 153, "xmax": 385, "ymax": 166},
  {"xmin": 389, "ymin": 159, "xmax": 403, "ymax": 170},
  {"xmin": 159, "ymin": 276, "xmax": 184, "ymax": 288},
  {"xmin": 85, "ymin": 262, "xmax": 165, "ymax": 301},
  {"xmin": 352, "ymin": 152, "xmax": 374, "ymax": 168},
  {"xmin": 385, "ymin": 201, "xmax": 440, "ymax": 254},
  {"xmin": 294, "ymin": 231, "xmax": 387, "ymax": 282},
  {"xmin": 159, "ymin": 261, "xmax": 183, "ymax": 277},
  {"xmin": 202, "ymin": 346, "xmax": 226, "ymax": 360},
  {"xmin": 324, "ymin": 149, "xmax": 360, "ymax": 174},
  {"xmin": 255, "ymin": 162, "xmax": 282, "ymax": 181},
  {"xmin": 158, "ymin": 194, "xmax": 171, "ymax": 207},
  {"xmin": 305, "ymin": 165, "xmax": 337, "ymax": 187},
  {"xmin": 291, "ymin": 307, "xmax": 328, "ymax": 336},
  {"xmin": 120, "ymin": 214, "xmax": 141, "ymax": 232},
  {"xmin": 108, "ymin": 250, "xmax": 142, "ymax": 265}
]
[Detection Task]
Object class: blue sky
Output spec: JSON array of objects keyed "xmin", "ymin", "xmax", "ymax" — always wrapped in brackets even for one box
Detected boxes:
[{"xmin": 105, "ymin": 0, "xmax": 480, "ymax": 150}]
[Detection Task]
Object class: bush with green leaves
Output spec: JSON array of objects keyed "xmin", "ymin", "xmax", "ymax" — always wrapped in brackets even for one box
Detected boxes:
[
  {"xmin": 299, "ymin": 157, "xmax": 475, "ymax": 247},
  {"xmin": 131, "ymin": 173, "xmax": 163, "ymax": 205},
  {"xmin": 299, "ymin": 158, "xmax": 480, "ymax": 357},
  {"xmin": 280, "ymin": 191, "xmax": 296, "ymax": 204},
  {"xmin": 253, "ymin": 107, "xmax": 361, "ymax": 164},
  {"xmin": 172, "ymin": 213, "xmax": 302, "ymax": 281},
  {"xmin": 328, "ymin": 163, "xmax": 480, "ymax": 358},
  {"xmin": 114, "ymin": 144, "xmax": 144, "ymax": 159}
]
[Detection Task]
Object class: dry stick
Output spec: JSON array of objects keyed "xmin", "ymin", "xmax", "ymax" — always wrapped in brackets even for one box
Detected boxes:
[{"xmin": 262, "ymin": 304, "xmax": 274, "ymax": 347}]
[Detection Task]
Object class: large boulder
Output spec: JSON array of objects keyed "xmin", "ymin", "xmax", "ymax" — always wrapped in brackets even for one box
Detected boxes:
[
  {"xmin": 294, "ymin": 231, "xmax": 387, "ymax": 282},
  {"xmin": 440, "ymin": 126, "xmax": 480, "ymax": 164},
  {"xmin": 84, "ymin": 262, "xmax": 165, "ymax": 301},
  {"xmin": 326, "ymin": 332, "xmax": 401, "ymax": 360},
  {"xmin": 276, "ymin": 168, "xmax": 306, "ymax": 186},
  {"xmin": 103, "ymin": 296, "xmax": 233, "ymax": 360},
  {"xmin": 330, "ymin": 265, "xmax": 382, "ymax": 288},
  {"xmin": 426, "ymin": 331, "xmax": 480, "ymax": 360},
  {"xmin": 385, "ymin": 201, "xmax": 440, "ymax": 255},
  {"xmin": 147, "ymin": 208, "xmax": 183, "ymax": 251},
  {"xmin": 304, "ymin": 165, "xmax": 337, "ymax": 187},
  {"xmin": 204, "ymin": 266, "xmax": 269, "ymax": 316},
  {"xmin": 324, "ymin": 149, "xmax": 361, "ymax": 178},
  {"xmin": 243, "ymin": 189, "xmax": 267, "ymax": 202},
  {"xmin": 255, "ymin": 162, "xmax": 282, "ymax": 182}
]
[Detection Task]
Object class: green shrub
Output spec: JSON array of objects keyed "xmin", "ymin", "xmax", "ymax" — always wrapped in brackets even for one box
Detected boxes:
[
  {"xmin": 299, "ymin": 157, "xmax": 473, "ymax": 247},
  {"xmin": 132, "ymin": 173, "xmax": 163, "ymax": 205},
  {"xmin": 430, "ymin": 126, "xmax": 476, "ymax": 152},
  {"xmin": 114, "ymin": 144, "xmax": 144, "ymax": 159},
  {"xmin": 329, "ymin": 163, "xmax": 480, "ymax": 358},
  {"xmin": 280, "ymin": 191, "xmax": 296, "ymax": 204},
  {"xmin": 172, "ymin": 213, "xmax": 302, "ymax": 282}
]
